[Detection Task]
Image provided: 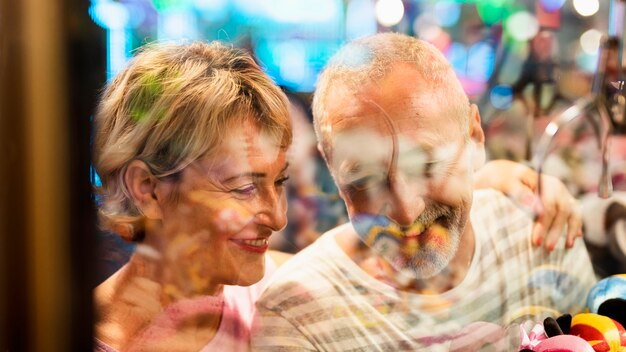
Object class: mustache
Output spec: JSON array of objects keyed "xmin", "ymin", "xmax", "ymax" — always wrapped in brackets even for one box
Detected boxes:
[
  {"xmin": 352, "ymin": 201, "xmax": 455, "ymax": 241},
  {"xmin": 403, "ymin": 201, "xmax": 453, "ymax": 231}
]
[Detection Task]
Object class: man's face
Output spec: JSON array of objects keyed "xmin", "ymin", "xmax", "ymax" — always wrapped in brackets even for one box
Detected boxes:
[{"xmin": 322, "ymin": 64, "xmax": 477, "ymax": 279}]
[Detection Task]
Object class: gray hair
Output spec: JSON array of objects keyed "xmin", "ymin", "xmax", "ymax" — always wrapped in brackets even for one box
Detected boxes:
[{"xmin": 312, "ymin": 33, "xmax": 470, "ymax": 158}]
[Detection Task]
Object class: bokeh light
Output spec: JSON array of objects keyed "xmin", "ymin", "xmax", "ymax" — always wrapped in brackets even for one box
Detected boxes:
[
  {"xmin": 375, "ymin": 0, "xmax": 404, "ymax": 27},
  {"xmin": 232, "ymin": 0, "xmax": 264, "ymax": 17},
  {"xmin": 580, "ymin": 29, "xmax": 603, "ymax": 55},
  {"xmin": 276, "ymin": 40, "xmax": 309, "ymax": 87},
  {"xmin": 476, "ymin": 0, "xmax": 513, "ymax": 26},
  {"xmin": 573, "ymin": 0, "xmax": 599, "ymax": 17},
  {"xmin": 265, "ymin": 0, "xmax": 340, "ymax": 24},
  {"xmin": 446, "ymin": 42, "xmax": 495, "ymax": 83},
  {"xmin": 346, "ymin": 0, "xmax": 377, "ymax": 41},
  {"xmin": 151, "ymin": 0, "xmax": 192, "ymax": 11},
  {"xmin": 87, "ymin": 0, "xmax": 609, "ymax": 94},
  {"xmin": 433, "ymin": 1, "xmax": 461, "ymax": 28},
  {"xmin": 194, "ymin": 0, "xmax": 228, "ymax": 22},
  {"xmin": 539, "ymin": 0, "xmax": 566, "ymax": 13},
  {"xmin": 576, "ymin": 51, "xmax": 599, "ymax": 74},
  {"xmin": 505, "ymin": 11, "xmax": 539, "ymax": 42},
  {"xmin": 89, "ymin": 1, "xmax": 130, "ymax": 29},
  {"xmin": 159, "ymin": 9, "xmax": 198, "ymax": 40},
  {"xmin": 413, "ymin": 13, "xmax": 440, "ymax": 40},
  {"xmin": 413, "ymin": 12, "xmax": 452, "ymax": 52},
  {"xmin": 490, "ymin": 85, "xmax": 513, "ymax": 110}
]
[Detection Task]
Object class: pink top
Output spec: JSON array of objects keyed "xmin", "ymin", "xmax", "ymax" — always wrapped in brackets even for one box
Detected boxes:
[{"xmin": 200, "ymin": 255, "xmax": 277, "ymax": 351}]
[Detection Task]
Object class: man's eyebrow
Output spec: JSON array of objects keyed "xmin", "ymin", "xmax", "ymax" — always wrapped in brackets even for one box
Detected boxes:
[
  {"xmin": 220, "ymin": 163, "xmax": 289, "ymax": 183},
  {"xmin": 399, "ymin": 146, "xmax": 434, "ymax": 159},
  {"xmin": 339, "ymin": 161, "xmax": 384, "ymax": 179}
]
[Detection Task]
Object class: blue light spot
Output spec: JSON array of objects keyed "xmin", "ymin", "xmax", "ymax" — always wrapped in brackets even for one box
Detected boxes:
[
  {"xmin": 89, "ymin": 1, "xmax": 130, "ymax": 30},
  {"xmin": 346, "ymin": 0, "xmax": 377, "ymax": 41},
  {"xmin": 490, "ymin": 85, "xmax": 513, "ymax": 110},
  {"xmin": 158, "ymin": 8, "xmax": 198, "ymax": 40},
  {"xmin": 433, "ymin": 1, "xmax": 461, "ymax": 27},
  {"xmin": 447, "ymin": 41, "xmax": 495, "ymax": 82},
  {"xmin": 539, "ymin": 0, "xmax": 566, "ymax": 12},
  {"xmin": 194, "ymin": 0, "xmax": 228, "ymax": 21}
]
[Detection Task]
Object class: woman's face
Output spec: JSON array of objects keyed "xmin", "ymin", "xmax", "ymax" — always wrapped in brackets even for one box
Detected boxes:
[{"xmin": 155, "ymin": 119, "xmax": 289, "ymax": 294}]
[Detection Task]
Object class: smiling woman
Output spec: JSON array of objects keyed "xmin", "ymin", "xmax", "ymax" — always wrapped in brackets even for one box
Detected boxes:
[{"xmin": 92, "ymin": 41, "xmax": 292, "ymax": 351}]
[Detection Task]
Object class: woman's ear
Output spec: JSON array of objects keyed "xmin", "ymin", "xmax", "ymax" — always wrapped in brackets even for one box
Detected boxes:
[
  {"xmin": 468, "ymin": 104, "xmax": 486, "ymax": 171},
  {"xmin": 124, "ymin": 160, "xmax": 163, "ymax": 220}
]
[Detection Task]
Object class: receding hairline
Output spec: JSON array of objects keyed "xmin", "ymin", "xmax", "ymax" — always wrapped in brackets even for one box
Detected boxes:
[{"xmin": 312, "ymin": 33, "xmax": 470, "ymax": 158}]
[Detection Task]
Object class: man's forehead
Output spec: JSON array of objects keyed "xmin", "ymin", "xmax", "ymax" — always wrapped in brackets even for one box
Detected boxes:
[{"xmin": 321, "ymin": 85, "xmax": 443, "ymax": 138}]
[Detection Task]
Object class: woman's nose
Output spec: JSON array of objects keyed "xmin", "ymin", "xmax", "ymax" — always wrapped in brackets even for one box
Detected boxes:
[{"xmin": 255, "ymin": 189, "xmax": 288, "ymax": 232}]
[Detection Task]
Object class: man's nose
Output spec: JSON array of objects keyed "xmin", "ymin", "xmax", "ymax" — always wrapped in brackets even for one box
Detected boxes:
[
  {"xmin": 255, "ymin": 189, "xmax": 288, "ymax": 232},
  {"xmin": 386, "ymin": 174, "xmax": 425, "ymax": 227}
]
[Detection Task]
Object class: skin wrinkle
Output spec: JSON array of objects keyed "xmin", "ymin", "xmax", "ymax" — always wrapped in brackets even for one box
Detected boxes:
[
  {"xmin": 324, "ymin": 62, "xmax": 477, "ymax": 286},
  {"xmin": 325, "ymin": 67, "xmax": 459, "ymax": 156}
]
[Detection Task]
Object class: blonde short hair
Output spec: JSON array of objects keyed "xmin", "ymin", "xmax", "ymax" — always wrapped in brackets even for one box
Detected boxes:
[
  {"xmin": 93, "ymin": 41, "xmax": 292, "ymax": 240},
  {"xmin": 312, "ymin": 33, "xmax": 470, "ymax": 158}
]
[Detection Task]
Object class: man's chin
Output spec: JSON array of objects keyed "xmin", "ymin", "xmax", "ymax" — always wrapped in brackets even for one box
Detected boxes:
[{"xmin": 398, "ymin": 256, "xmax": 449, "ymax": 280}]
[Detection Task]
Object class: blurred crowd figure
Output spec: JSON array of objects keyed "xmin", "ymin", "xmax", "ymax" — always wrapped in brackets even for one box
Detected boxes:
[{"xmin": 269, "ymin": 92, "xmax": 347, "ymax": 253}]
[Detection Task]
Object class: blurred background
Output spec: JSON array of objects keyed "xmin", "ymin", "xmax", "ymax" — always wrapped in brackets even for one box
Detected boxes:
[{"xmin": 3, "ymin": 0, "xmax": 626, "ymax": 350}]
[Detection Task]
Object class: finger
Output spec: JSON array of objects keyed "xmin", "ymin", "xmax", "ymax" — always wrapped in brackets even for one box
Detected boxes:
[
  {"xmin": 565, "ymin": 215, "xmax": 581, "ymax": 248},
  {"xmin": 565, "ymin": 200, "xmax": 583, "ymax": 248},
  {"xmin": 535, "ymin": 199, "xmax": 557, "ymax": 248},
  {"xmin": 531, "ymin": 218, "xmax": 545, "ymax": 247},
  {"xmin": 544, "ymin": 204, "xmax": 568, "ymax": 251},
  {"xmin": 505, "ymin": 179, "xmax": 537, "ymax": 213}
]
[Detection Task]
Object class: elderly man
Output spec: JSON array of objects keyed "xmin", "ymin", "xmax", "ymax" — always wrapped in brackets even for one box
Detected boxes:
[{"xmin": 251, "ymin": 33, "xmax": 596, "ymax": 350}]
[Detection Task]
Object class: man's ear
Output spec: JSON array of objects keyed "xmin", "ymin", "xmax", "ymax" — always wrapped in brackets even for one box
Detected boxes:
[
  {"xmin": 468, "ymin": 104, "xmax": 486, "ymax": 171},
  {"xmin": 124, "ymin": 160, "xmax": 163, "ymax": 220}
]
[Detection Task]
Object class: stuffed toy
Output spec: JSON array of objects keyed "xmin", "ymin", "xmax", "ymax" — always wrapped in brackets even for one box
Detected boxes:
[
  {"xmin": 519, "ymin": 316, "xmax": 594, "ymax": 352},
  {"xmin": 586, "ymin": 274, "xmax": 626, "ymax": 328},
  {"xmin": 581, "ymin": 193, "xmax": 626, "ymax": 277},
  {"xmin": 518, "ymin": 274, "xmax": 626, "ymax": 351},
  {"xmin": 569, "ymin": 313, "xmax": 626, "ymax": 351}
]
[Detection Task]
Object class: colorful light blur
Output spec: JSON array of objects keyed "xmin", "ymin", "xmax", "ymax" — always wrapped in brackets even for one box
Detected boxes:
[
  {"xmin": 346, "ymin": 0, "xmax": 377, "ymax": 41},
  {"xmin": 539, "ymin": 0, "xmax": 566, "ymax": 13},
  {"xmin": 476, "ymin": 0, "xmax": 514, "ymax": 26},
  {"xmin": 580, "ymin": 29, "xmax": 603, "ymax": 55},
  {"xmin": 87, "ymin": 0, "xmax": 606, "ymax": 95},
  {"xmin": 505, "ymin": 11, "xmax": 539, "ymax": 42},
  {"xmin": 194, "ymin": 0, "xmax": 228, "ymax": 22},
  {"xmin": 265, "ymin": 0, "xmax": 340, "ymax": 24},
  {"xmin": 375, "ymin": 0, "xmax": 404, "ymax": 27},
  {"xmin": 490, "ymin": 85, "xmax": 513, "ymax": 110},
  {"xmin": 158, "ymin": 9, "xmax": 198, "ymax": 40},
  {"xmin": 433, "ymin": 1, "xmax": 461, "ymax": 28},
  {"xmin": 576, "ymin": 50, "xmax": 600, "ymax": 74},
  {"xmin": 89, "ymin": 0, "xmax": 131, "ymax": 80},
  {"xmin": 151, "ymin": 0, "xmax": 192, "ymax": 11},
  {"xmin": 447, "ymin": 41, "xmax": 496, "ymax": 96},
  {"xmin": 573, "ymin": 0, "xmax": 599, "ymax": 17}
]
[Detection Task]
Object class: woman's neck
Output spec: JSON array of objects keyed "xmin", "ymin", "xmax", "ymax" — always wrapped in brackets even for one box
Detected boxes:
[{"xmin": 94, "ymin": 246, "xmax": 225, "ymax": 350}]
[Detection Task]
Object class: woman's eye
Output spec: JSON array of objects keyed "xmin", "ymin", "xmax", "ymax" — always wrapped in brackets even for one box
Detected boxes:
[{"xmin": 231, "ymin": 185, "xmax": 257, "ymax": 197}]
